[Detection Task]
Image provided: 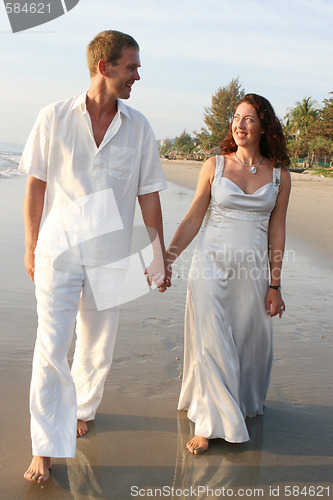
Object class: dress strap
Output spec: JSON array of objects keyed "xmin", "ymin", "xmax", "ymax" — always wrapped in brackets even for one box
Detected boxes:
[
  {"xmin": 212, "ymin": 155, "xmax": 224, "ymax": 191},
  {"xmin": 273, "ymin": 166, "xmax": 281, "ymax": 196}
]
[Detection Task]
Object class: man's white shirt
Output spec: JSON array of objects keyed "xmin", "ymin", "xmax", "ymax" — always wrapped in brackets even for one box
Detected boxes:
[{"xmin": 19, "ymin": 92, "xmax": 167, "ymax": 268}]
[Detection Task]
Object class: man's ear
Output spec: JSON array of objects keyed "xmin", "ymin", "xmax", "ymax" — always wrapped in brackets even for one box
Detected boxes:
[{"xmin": 98, "ymin": 59, "xmax": 108, "ymax": 77}]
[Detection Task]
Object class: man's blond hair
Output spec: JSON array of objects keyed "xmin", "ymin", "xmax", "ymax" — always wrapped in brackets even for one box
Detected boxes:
[{"xmin": 87, "ymin": 30, "xmax": 139, "ymax": 77}]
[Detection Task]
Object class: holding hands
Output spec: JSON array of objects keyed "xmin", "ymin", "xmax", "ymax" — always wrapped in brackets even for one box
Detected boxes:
[{"xmin": 144, "ymin": 253, "xmax": 172, "ymax": 292}]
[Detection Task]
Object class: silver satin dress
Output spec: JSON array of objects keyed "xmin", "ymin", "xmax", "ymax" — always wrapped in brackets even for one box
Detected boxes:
[{"xmin": 178, "ymin": 155, "xmax": 281, "ymax": 443}]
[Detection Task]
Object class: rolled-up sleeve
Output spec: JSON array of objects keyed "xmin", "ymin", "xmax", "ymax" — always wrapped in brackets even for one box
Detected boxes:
[
  {"xmin": 19, "ymin": 107, "xmax": 51, "ymax": 182},
  {"xmin": 137, "ymin": 118, "xmax": 167, "ymax": 196}
]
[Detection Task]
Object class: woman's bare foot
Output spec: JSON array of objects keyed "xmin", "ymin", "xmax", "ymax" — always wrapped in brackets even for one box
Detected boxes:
[
  {"xmin": 77, "ymin": 419, "xmax": 88, "ymax": 437},
  {"xmin": 24, "ymin": 456, "xmax": 51, "ymax": 483},
  {"xmin": 186, "ymin": 436, "xmax": 209, "ymax": 455}
]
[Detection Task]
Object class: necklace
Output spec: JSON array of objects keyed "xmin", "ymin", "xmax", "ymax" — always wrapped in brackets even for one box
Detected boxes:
[{"xmin": 234, "ymin": 153, "xmax": 264, "ymax": 174}]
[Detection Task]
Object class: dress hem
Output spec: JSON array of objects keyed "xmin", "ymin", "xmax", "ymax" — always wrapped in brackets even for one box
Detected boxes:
[{"xmin": 177, "ymin": 408, "xmax": 251, "ymax": 444}]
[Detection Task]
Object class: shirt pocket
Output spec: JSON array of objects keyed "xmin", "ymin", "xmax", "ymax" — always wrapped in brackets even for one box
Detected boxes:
[{"xmin": 107, "ymin": 145, "xmax": 136, "ymax": 179}]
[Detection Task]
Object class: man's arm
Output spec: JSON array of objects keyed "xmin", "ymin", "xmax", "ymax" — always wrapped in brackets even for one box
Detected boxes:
[
  {"xmin": 23, "ymin": 175, "xmax": 46, "ymax": 281},
  {"xmin": 138, "ymin": 191, "xmax": 166, "ymax": 289}
]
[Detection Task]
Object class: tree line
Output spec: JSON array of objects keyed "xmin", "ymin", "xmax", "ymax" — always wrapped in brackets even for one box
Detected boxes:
[{"xmin": 159, "ymin": 77, "xmax": 333, "ymax": 168}]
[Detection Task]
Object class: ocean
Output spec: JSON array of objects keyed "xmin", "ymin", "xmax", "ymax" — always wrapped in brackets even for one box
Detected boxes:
[{"xmin": 0, "ymin": 142, "xmax": 24, "ymax": 179}]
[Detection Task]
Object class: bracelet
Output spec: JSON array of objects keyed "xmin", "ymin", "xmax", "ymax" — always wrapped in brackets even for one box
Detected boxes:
[{"xmin": 269, "ymin": 284, "xmax": 282, "ymax": 291}]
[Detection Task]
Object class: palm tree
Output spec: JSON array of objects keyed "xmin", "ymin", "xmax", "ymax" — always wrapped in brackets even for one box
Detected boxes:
[
  {"xmin": 319, "ymin": 92, "xmax": 333, "ymax": 139},
  {"xmin": 285, "ymin": 96, "xmax": 318, "ymax": 138}
]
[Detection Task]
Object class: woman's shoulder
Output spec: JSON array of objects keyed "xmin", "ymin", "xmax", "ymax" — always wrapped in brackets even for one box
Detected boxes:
[
  {"xmin": 202, "ymin": 155, "xmax": 217, "ymax": 172},
  {"xmin": 204, "ymin": 153, "xmax": 233, "ymax": 168},
  {"xmin": 204, "ymin": 155, "xmax": 217, "ymax": 166},
  {"xmin": 201, "ymin": 156, "xmax": 218, "ymax": 185},
  {"xmin": 280, "ymin": 165, "xmax": 291, "ymax": 182},
  {"xmin": 276, "ymin": 165, "xmax": 291, "ymax": 195}
]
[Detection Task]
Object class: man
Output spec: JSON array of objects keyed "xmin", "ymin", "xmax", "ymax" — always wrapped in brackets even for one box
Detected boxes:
[{"xmin": 20, "ymin": 30, "xmax": 167, "ymax": 483}]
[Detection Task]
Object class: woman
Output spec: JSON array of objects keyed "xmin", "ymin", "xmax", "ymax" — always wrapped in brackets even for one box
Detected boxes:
[{"xmin": 164, "ymin": 94, "xmax": 291, "ymax": 454}]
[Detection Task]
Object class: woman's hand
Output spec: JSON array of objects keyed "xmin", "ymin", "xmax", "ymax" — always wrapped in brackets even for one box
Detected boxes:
[
  {"xmin": 265, "ymin": 288, "xmax": 285, "ymax": 318},
  {"xmin": 152, "ymin": 256, "xmax": 172, "ymax": 293}
]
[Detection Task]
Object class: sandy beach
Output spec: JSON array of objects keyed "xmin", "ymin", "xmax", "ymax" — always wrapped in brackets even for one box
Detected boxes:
[{"xmin": 0, "ymin": 166, "xmax": 333, "ymax": 499}]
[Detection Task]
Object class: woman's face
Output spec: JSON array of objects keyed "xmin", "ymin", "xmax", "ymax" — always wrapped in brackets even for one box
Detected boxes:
[{"xmin": 232, "ymin": 102, "xmax": 264, "ymax": 149}]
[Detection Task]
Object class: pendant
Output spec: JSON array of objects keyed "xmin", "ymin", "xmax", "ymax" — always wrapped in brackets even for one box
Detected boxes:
[{"xmin": 250, "ymin": 166, "xmax": 257, "ymax": 174}]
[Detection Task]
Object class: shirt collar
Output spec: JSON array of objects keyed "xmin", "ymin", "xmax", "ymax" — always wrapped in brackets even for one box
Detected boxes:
[
  {"xmin": 71, "ymin": 92, "xmax": 131, "ymax": 120},
  {"xmin": 116, "ymin": 99, "xmax": 131, "ymax": 120},
  {"xmin": 71, "ymin": 92, "xmax": 87, "ymax": 112}
]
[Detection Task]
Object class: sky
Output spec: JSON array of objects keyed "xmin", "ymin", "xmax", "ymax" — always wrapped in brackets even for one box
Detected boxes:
[{"xmin": 1, "ymin": 0, "xmax": 333, "ymax": 145}]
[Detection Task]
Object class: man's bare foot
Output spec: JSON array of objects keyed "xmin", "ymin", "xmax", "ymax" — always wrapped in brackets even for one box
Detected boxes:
[
  {"xmin": 24, "ymin": 456, "xmax": 51, "ymax": 483},
  {"xmin": 186, "ymin": 436, "xmax": 209, "ymax": 455},
  {"xmin": 77, "ymin": 419, "xmax": 88, "ymax": 437}
]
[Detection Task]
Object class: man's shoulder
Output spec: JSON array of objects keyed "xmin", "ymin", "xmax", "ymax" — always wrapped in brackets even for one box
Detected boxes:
[
  {"xmin": 119, "ymin": 101, "xmax": 150, "ymax": 125},
  {"xmin": 38, "ymin": 95, "xmax": 80, "ymax": 120}
]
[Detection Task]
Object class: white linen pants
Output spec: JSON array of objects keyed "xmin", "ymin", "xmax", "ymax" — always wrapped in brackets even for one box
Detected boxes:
[{"xmin": 30, "ymin": 255, "xmax": 123, "ymax": 458}]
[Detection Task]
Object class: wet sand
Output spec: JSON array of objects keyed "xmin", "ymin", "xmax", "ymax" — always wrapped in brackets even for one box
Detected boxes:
[{"xmin": 0, "ymin": 172, "xmax": 333, "ymax": 499}]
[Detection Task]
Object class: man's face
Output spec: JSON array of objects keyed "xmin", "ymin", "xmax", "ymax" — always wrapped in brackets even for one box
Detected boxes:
[{"xmin": 105, "ymin": 47, "xmax": 141, "ymax": 100}]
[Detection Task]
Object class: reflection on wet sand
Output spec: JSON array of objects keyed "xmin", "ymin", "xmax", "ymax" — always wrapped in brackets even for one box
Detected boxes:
[
  {"xmin": 23, "ymin": 400, "xmax": 333, "ymax": 499},
  {"xmin": 173, "ymin": 411, "xmax": 263, "ymax": 499},
  {"xmin": 67, "ymin": 423, "xmax": 103, "ymax": 499},
  {"xmin": 172, "ymin": 401, "xmax": 333, "ymax": 498},
  {"xmin": 24, "ymin": 423, "xmax": 103, "ymax": 500}
]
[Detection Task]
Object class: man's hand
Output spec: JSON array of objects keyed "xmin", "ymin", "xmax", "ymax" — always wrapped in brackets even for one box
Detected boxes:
[
  {"xmin": 144, "ymin": 257, "xmax": 165, "ymax": 288},
  {"xmin": 138, "ymin": 192, "xmax": 168, "ymax": 293},
  {"xmin": 24, "ymin": 250, "xmax": 35, "ymax": 281},
  {"xmin": 23, "ymin": 175, "xmax": 46, "ymax": 282}
]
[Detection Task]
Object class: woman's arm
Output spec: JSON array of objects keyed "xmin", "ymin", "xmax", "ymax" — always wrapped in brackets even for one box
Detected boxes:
[
  {"xmin": 266, "ymin": 167, "xmax": 291, "ymax": 317},
  {"xmin": 162, "ymin": 157, "xmax": 216, "ymax": 289}
]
